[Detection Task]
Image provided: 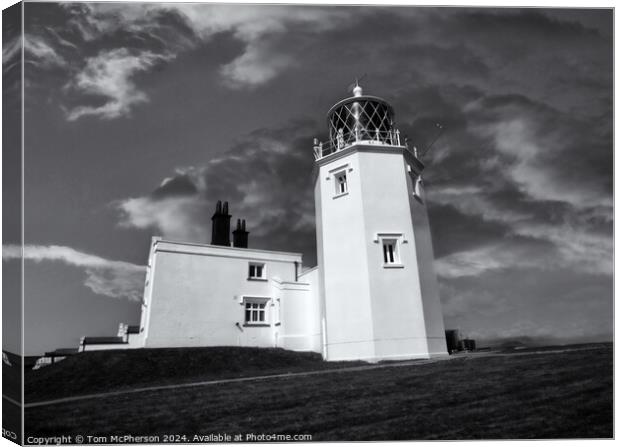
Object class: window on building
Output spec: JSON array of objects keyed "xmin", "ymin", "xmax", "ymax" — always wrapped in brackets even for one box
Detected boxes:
[
  {"xmin": 335, "ymin": 171, "xmax": 348, "ymax": 195},
  {"xmin": 248, "ymin": 262, "xmax": 266, "ymax": 280},
  {"xmin": 376, "ymin": 234, "xmax": 403, "ymax": 267},
  {"xmin": 243, "ymin": 298, "xmax": 269, "ymax": 325},
  {"xmin": 382, "ymin": 239, "xmax": 398, "ymax": 264},
  {"xmin": 329, "ymin": 164, "xmax": 350, "ymax": 198}
]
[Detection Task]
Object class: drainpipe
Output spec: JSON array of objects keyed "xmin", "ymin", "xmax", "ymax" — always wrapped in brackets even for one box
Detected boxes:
[{"xmin": 294, "ymin": 261, "xmax": 299, "ymax": 282}]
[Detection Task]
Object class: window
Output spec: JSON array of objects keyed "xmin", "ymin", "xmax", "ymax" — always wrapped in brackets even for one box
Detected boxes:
[
  {"xmin": 245, "ymin": 301, "xmax": 266, "ymax": 323},
  {"xmin": 329, "ymin": 164, "xmax": 350, "ymax": 198},
  {"xmin": 335, "ymin": 171, "xmax": 348, "ymax": 195},
  {"xmin": 248, "ymin": 262, "xmax": 266, "ymax": 280},
  {"xmin": 243, "ymin": 297, "xmax": 270, "ymax": 325},
  {"xmin": 376, "ymin": 233, "xmax": 404, "ymax": 268},
  {"xmin": 382, "ymin": 239, "xmax": 399, "ymax": 264}
]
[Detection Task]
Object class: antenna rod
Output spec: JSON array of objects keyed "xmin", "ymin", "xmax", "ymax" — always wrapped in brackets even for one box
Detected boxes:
[
  {"xmin": 420, "ymin": 123, "xmax": 444, "ymax": 157},
  {"xmin": 347, "ymin": 73, "xmax": 367, "ymax": 93}
]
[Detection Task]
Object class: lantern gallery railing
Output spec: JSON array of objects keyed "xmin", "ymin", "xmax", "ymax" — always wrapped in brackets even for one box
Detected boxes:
[{"xmin": 313, "ymin": 129, "xmax": 418, "ymax": 160}]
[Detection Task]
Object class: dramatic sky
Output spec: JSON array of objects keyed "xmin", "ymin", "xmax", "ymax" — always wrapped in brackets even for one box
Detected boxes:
[{"xmin": 2, "ymin": 3, "xmax": 613, "ymax": 355}]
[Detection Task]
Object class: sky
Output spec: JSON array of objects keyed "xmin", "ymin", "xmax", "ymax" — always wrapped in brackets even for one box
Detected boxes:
[{"xmin": 1, "ymin": 2, "xmax": 613, "ymax": 355}]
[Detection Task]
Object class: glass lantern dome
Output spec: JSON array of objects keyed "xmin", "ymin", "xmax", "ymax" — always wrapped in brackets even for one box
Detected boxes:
[{"xmin": 314, "ymin": 85, "xmax": 405, "ymax": 160}]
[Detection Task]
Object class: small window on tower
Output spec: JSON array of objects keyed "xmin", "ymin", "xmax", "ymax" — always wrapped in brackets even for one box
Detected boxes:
[
  {"xmin": 377, "ymin": 233, "xmax": 404, "ymax": 268},
  {"xmin": 334, "ymin": 171, "xmax": 348, "ymax": 196},
  {"xmin": 382, "ymin": 239, "xmax": 398, "ymax": 264},
  {"xmin": 248, "ymin": 262, "xmax": 266, "ymax": 280}
]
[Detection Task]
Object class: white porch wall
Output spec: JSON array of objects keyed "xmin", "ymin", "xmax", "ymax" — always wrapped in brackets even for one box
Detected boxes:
[{"xmin": 280, "ymin": 268, "xmax": 322, "ymax": 353}]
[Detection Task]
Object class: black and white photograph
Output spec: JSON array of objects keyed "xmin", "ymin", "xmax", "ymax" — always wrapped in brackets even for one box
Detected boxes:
[{"xmin": 1, "ymin": 0, "xmax": 614, "ymax": 443}]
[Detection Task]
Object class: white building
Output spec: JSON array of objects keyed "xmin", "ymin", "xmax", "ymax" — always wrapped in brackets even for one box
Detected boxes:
[{"xmin": 81, "ymin": 85, "xmax": 448, "ymax": 362}]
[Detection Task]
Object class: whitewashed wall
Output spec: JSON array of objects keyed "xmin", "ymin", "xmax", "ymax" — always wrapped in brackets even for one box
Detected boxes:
[
  {"xmin": 315, "ymin": 150, "xmax": 376, "ymax": 361},
  {"xmin": 315, "ymin": 144, "xmax": 448, "ymax": 361},
  {"xmin": 142, "ymin": 240, "xmax": 306, "ymax": 349},
  {"xmin": 280, "ymin": 267, "xmax": 322, "ymax": 352}
]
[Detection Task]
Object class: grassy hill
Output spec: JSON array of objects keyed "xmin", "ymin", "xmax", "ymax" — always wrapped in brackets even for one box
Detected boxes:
[
  {"xmin": 25, "ymin": 346, "xmax": 364, "ymax": 402},
  {"xmin": 25, "ymin": 343, "xmax": 612, "ymax": 440}
]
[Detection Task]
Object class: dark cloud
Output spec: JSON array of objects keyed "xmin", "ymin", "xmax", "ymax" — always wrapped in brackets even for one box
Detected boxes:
[
  {"xmin": 151, "ymin": 174, "xmax": 199, "ymax": 199},
  {"xmin": 440, "ymin": 266, "xmax": 612, "ymax": 343},
  {"xmin": 454, "ymin": 9, "xmax": 600, "ymax": 39},
  {"xmin": 117, "ymin": 119, "xmax": 321, "ymax": 264},
  {"xmin": 428, "ymin": 203, "xmax": 510, "ymax": 258}
]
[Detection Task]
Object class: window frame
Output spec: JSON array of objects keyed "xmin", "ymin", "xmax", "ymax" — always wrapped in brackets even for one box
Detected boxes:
[
  {"xmin": 382, "ymin": 239, "xmax": 398, "ymax": 264},
  {"xmin": 335, "ymin": 171, "xmax": 348, "ymax": 196},
  {"xmin": 248, "ymin": 262, "xmax": 267, "ymax": 281},
  {"xmin": 329, "ymin": 164, "xmax": 351, "ymax": 199},
  {"xmin": 242, "ymin": 297, "xmax": 271, "ymax": 326},
  {"xmin": 376, "ymin": 233, "xmax": 405, "ymax": 268}
]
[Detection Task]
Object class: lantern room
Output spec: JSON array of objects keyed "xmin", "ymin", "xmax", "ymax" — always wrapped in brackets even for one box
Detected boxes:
[{"xmin": 313, "ymin": 84, "xmax": 405, "ymax": 160}]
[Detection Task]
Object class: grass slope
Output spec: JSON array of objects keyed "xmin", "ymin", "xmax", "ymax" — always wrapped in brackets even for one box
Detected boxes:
[
  {"xmin": 26, "ymin": 344, "xmax": 612, "ymax": 440},
  {"xmin": 25, "ymin": 347, "xmax": 363, "ymax": 402}
]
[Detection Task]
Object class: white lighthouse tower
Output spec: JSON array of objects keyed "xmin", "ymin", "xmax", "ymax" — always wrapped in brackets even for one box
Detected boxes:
[{"xmin": 313, "ymin": 84, "xmax": 448, "ymax": 362}]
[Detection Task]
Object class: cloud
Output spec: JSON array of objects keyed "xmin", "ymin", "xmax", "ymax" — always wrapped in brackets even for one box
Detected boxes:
[
  {"xmin": 117, "ymin": 195, "xmax": 210, "ymax": 243},
  {"xmin": 156, "ymin": 4, "xmax": 352, "ymax": 88},
  {"xmin": 219, "ymin": 40, "xmax": 292, "ymax": 88},
  {"xmin": 467, "ymin": 96, "xmax": 612, "ymax": 210},
  {"xmin": 55, "ymin": 4, "xmax": 329, "ymax": 116},
  {"xmin": 410, "ymin": 82, "xmax": 613, "ymax": 282},
  {"xmin": 25, "ymin": 35, "xmax": 67, "ymax": 68},
  {"xmin": 434, "ymin": 235, "xmax": 557, "ymax": 279},
  {"xmin": 26, "ymin": 4, "xmax": 613, "ymax": 126},
  {"xmin": 64, "ymin": 48, "xmax": 173, "ymax": 120},
  {"xmin": 44, "ymin": 26, "xmax": 79, "ymax": 50},
  {"xmin": 115, "ymin": 120, "xmax": 319, "ymax": 263},
  {"xmin": 436, "ymin": 247, "xmax": 515, "ymax": 279},
  {"xmin": 56, "ymin": 3, "xmax": 352, "ymax": 96},
  {"xmin": 152, "ymin": 174, "xmax": 200, "ymax": 199},
  {"xmin": 2, "ymin": 244, "xmax": 145, "ymax": 302},
  {"xmin": 2, "ymin": 36, "xmax": 21, "ymax": 71},
  {"xmin": 62, "ymin": 3, "xmax": 166, "ymax": 42},
  {"xmin": 439, "ymin": 282, "xmax": 509, "ymax": 319},
  {"xmin": 115, "ymin": 166, "xmax": 208, "ymax": 243},
  {"xmin": 440, "ymin": 265, "xmax": 613, "ymax": 343}
]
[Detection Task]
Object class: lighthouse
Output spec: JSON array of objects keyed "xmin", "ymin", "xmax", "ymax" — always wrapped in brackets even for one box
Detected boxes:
[
  {"xmin": 79, "ymin": 83, "xmax": 446, "ymax": 362},
  {"xmin": 313, "ymin": 84, "xmax": 448, "ymax": 362}
]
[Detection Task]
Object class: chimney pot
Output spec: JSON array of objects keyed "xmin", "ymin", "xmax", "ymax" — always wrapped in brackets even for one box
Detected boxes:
[
  {"xmin": 211, "ymin": 199, "xmax": 231, "ymax": 246},
  {"xmin": 233, "ymin": 218, "xmax": 249, "ymax": 248}
]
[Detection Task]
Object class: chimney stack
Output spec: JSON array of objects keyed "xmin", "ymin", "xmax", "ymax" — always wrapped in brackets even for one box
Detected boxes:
[
  {"xmin": 211, "ymin": 200, "xmax": 231, "ymax": 246},
  {"xmin": 232, "ymin": 219, "xmax": 249, "ymax": 248}
]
